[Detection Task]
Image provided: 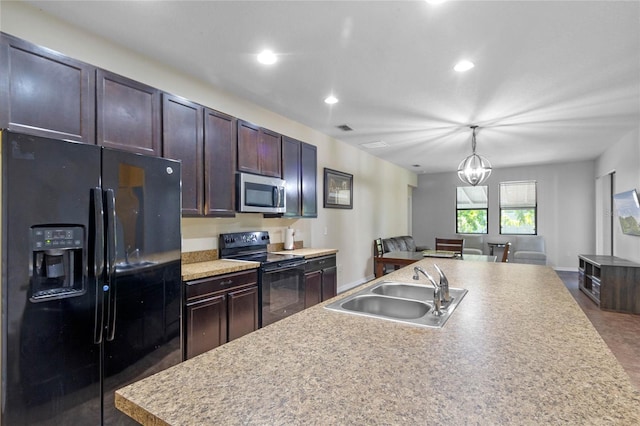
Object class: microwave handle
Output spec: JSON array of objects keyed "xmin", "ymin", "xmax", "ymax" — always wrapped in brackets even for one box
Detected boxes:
[{"xmin": 273, "ymin": 186, "xmax": 281, "ymax": 207}]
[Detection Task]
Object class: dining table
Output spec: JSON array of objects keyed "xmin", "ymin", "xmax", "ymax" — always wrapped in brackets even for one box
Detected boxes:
[{"xmin": 374, "ymin": 250, "xmax": 496, "ymax": 277}]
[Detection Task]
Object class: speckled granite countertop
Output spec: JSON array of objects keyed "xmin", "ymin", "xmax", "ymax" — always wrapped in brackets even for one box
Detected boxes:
[
  {"xmin": 181, "ymin": 259, "xmax": 260, "ymax": 281},
  {"xmin": 116, "ymin": 259, "xmax": 640, "ymax": 425},
  {"xmin": 181, "ymin": 248, "xmax": 337, "ymax": 281}
]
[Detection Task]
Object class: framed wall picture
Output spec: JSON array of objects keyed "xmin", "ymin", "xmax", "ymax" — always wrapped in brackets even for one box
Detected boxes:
[{"xmin": 324, "ymin": 168, "xmax": 353, "ymax": 209}]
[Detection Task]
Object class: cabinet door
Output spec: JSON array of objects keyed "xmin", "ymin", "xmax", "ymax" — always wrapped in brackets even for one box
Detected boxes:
[
  {"xmin": 162, "ymin": 93, "xmax": 203, "ymax": 215},
  {"xmin": 237, "ymin": 119, "xmax": 261, "ymax": 174},
  {"xmin": 204, "ymin": 108, "xmax": 236, "ymax": 217},
  {"xmin": 0, "ymin": 33, "xmax": 95, "ymax": 143},
  {"xmin": 300, "ymin": 142, "xmax": 318, "ymax": 217},
  {"xmin": 237, "ymin": 120, "xmax": 282, "ymax": 178},
  {"xmin": 97, "ymin": 69, "xmax": 161, "ymax": 156},
  {"xmin": 259, "ymin": 128, "xmax": 282, "ymax": 178},
  {"xmin": 322, "ymin": 266, "xmax": 338, "ymax": 301},
  {"xmin": 282, "ymin": 136, "xmax": 302, "ymax": 217},
  {"xmin": 227, "ymin": 285, "xmax": 259, "ymax": 341},
  {"xmin": 185, "ymin": 294, "xmax": 227, "ymax": 360},
  {"xmin": 304, "ymin": 271, "xmax": 323, "ymax": 308}
]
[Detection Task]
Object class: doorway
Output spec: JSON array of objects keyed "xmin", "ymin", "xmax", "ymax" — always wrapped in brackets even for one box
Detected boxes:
[{"xmin": 596, "ymin": 171, "xmax": 615, "ymax": 256}]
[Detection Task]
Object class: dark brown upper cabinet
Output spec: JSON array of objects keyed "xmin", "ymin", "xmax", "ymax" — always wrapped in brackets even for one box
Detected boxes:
[
  {"xmin": 237, "ymin": 119, "xmax": 281, "ymax": 178},
  {"xmin": 162, "ymin": 93, "xmax": 204, "ymax": 216},
  {"xmin": 162, "ymin": 94, "xmax": 236, "ymax": 217},
  {"xmin": 282, "ymin": 136, "xmax": 302, "ymax": 217},
  {"xmin": 0, "ymin": 32, "xmax": 95, "ymax": 144},
  {"xmin": 300, "ymin": 141, "xmax": 318, "ymax": 217},
  {"xmin": 203, "ymin": 108, "xmax": 236, "ymax": 217},
  {"xmin": 97, "ymin": 69, "xmax": 161, "ymax": 156},
  {"xmin": 282, "ymin": 136, "xmax": 317, "ymax": 218}
]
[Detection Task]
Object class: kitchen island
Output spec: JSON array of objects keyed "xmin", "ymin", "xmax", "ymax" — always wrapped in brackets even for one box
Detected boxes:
[{"xmin": 115, "ymin": 258, "xmax": 640, "ymax": 424}]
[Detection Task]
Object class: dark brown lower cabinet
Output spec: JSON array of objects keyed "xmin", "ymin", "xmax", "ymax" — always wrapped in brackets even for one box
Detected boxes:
[
  {"xmin": 184, "ymin": 270, "xmax": 258, "ymax": 360},
  {"xmin": 304, "ymin": 270, "xmax": 322, "ymax": 308},
  {"xmin": 304, "ymin": 255, "xmax": 337, "ymax": 308}
]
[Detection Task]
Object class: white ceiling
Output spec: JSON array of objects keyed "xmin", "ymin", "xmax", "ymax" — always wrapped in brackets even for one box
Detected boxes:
[{"xmin": 23, "ymin": 0, "xmax": 640, "ymax": 174}]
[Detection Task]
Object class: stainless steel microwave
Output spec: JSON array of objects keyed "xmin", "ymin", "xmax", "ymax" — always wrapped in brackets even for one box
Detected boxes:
[{"xmin": 237, "ymin": 172, "xmax": 286, "ymax": 213}]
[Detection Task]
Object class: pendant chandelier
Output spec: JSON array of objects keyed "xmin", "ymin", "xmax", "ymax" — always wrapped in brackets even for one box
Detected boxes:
[{"xmin": 457, "ymin": 126, "xmax": 492, "ymax": 186}]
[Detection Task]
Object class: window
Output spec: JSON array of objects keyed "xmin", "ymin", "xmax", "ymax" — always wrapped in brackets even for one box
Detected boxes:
[
  {"xmin": 500, "ymin": 181, "xmax": 537, "ymax": 234},
  {"xmin": 456, "ymin": 186, "xmax": 488, "ymax": 234}
]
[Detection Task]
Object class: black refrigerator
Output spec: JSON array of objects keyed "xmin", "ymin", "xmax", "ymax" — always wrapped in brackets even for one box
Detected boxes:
[{"xmin": 1, "ymin": 131, "xmax": 183, "ymax": 425}]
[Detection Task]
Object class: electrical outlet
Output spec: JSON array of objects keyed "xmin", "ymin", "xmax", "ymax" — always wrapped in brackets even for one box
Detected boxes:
[{"xmin": 323, "ymin": 227, "xmax": 328, "ymax": 235}]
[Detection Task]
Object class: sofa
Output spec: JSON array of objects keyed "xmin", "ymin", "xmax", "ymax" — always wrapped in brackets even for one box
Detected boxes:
[
  {"xmin": 512, "ymin": 235, "xmax": 547, "ymax": 265},
  {"xmin": 381, "ymin": 236, "xmax": 428, "ymax": 253}
]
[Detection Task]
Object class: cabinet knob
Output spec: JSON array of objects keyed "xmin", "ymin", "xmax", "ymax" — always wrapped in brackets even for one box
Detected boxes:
[{"xmin": 221, "ymin": 279, "xmax": 233, "ymax": 286}]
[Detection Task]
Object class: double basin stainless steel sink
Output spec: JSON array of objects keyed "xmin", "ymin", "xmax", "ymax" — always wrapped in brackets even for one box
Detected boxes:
[{"xmin": 325, "ymin": 280, "xmax": 467, "ymax": 328}]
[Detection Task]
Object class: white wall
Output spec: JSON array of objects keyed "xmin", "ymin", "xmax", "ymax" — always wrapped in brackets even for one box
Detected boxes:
[
  {"xmin": 596, "ymin": 126, "xmax": 640, "ymax": 263},
  {"xmin": 1, "ymin": 1, "xmax": 417, "ymax": 291},
  {"xmin": 412, "ymin": 160, "xmax": 596, "ymax": 269}
]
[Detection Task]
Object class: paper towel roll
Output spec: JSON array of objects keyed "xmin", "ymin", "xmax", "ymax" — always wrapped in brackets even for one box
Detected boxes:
[{"xmin": 284, "ymin": 228, "xmax": 295, "ymax": 250}]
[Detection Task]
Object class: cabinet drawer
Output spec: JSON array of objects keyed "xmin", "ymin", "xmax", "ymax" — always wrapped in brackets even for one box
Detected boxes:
[
  {"xmin": 186, "ymin": 270, "xmax": 258, "ymax": 301},
  {"xmin": 305, "ymin": 255, "xmax": 337, "ymax": 273}
]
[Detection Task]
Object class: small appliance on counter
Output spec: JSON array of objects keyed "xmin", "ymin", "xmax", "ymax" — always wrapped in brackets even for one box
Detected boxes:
[{"xmin": 219, "ymin": 231, "xmax": 306, "ymax": 327}]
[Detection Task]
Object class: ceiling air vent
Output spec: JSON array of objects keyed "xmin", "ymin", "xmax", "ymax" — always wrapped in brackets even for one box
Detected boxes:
[
  {"xmin": 336, "ymin": 124, "xmax": 353, "ymax": 132},
  {"xmin": 361, "ymin": 141, "xmax": 388, "ymax": 149}
]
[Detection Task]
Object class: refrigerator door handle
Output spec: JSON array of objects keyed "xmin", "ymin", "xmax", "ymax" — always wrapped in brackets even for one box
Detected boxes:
[
  {"xmin": 104, "ymin": 188, "xmax": 118, "ymax": 341},
  {"xmin": 92, "ymin": 188, "xmax": 106, "ymax": 344}
]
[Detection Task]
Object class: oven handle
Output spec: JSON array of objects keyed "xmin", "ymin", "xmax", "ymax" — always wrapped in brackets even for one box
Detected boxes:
[{"xmin": 262, "ymin": 260, "xmax": 307, "ymax": 273}]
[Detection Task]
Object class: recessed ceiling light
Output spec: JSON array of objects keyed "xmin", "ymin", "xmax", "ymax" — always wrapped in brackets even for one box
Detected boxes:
[
  {"xmin": 454, "ymin": 60, "xmax": 475, "ymax": 72},
  {"xmin": 324, "ymin": 95, "xmax": 339, "ymax": 105},
  {"xmin": 257, "ymin": 50, "xmax": 277, "ymax": 65}
]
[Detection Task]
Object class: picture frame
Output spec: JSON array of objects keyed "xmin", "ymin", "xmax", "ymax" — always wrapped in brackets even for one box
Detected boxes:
[{"xmin": 323, "ymin": 168, "xmax": 353, "ymax": 209}]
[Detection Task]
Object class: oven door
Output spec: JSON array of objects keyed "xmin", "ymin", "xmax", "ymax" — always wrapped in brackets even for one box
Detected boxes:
[{"xmin": 261, "ymin": 261, "xmax": 307, "ymax": 327}]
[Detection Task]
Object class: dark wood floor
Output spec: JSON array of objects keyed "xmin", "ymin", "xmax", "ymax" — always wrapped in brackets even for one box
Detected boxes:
[{"xmin": 556, "ymin": 270, "xmax": 640, "ymax": 390}]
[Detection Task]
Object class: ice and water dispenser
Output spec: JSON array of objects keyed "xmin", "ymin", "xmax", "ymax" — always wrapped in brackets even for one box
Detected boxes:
[{"xmin": 30, "ymin": 225, "xmax": 85, "ymax": 300}]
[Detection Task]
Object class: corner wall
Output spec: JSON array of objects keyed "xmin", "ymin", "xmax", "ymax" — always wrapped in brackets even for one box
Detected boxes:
[
  {"xmin": 1, "ymin": 1, "xmax": 417, "ymax": 290},
  {"xmin": 412, "ymin": 160, "xmax": 596, "ymax": 269}
]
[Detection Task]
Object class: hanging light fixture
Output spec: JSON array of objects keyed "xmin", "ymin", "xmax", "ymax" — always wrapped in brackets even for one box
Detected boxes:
[{"xmin": 457, "ymin": 126, "xmax": 492, "ymax": 186}]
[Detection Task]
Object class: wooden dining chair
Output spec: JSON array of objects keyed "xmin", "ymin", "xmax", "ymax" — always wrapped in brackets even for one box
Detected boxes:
[
  {"xmin": 374, "ymin": 238, "xmax": 384, "ymax": 257},
  {"xmin": 435, "ymin": 238, "xmax": 464, "ymax": 255},
  {"xmin": 501, "ymin": 242, "xmax": 511, "ymax": 263},
  {"xmin": 373, "ymin": 238, "xmax": 386, "ymax": 277}
]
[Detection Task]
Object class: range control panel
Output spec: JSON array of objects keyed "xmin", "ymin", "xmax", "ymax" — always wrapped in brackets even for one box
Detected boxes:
[
  {"xmin": 32, "ymin": 226, "xmax": 84, "ymax": 250},
  {"xmin": 220, "ymin": 231, "xmax": 270, "ymax": 248}
]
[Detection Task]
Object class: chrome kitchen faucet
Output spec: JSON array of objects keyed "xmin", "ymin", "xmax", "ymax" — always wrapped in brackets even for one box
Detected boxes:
[{"xmin": 412, "ymin": 266, "xmax": 444, "ymax": 316}]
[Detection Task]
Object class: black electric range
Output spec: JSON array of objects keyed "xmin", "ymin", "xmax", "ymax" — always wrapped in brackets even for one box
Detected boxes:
[{"xmin": 219, "ymin": 231, "xmax": 307, "ymax": 327}]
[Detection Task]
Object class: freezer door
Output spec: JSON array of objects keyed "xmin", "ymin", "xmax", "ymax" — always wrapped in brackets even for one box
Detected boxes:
[
  {"xmin": 100, "ymin": 148, "xmax": 182, "ymax": 423},
  {"xmin": 1, "ymin": 131, "xmax": 102, "ymax": 425}
]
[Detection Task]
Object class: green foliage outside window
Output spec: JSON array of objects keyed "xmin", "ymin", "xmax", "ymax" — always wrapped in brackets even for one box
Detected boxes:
[
  {"xmin": 500, "ymin": 208, "xmax": 536, "ymax": 234},
  {"xmin": 457, "ymin": 209, "xmax": 488, "ymax": 234}
]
